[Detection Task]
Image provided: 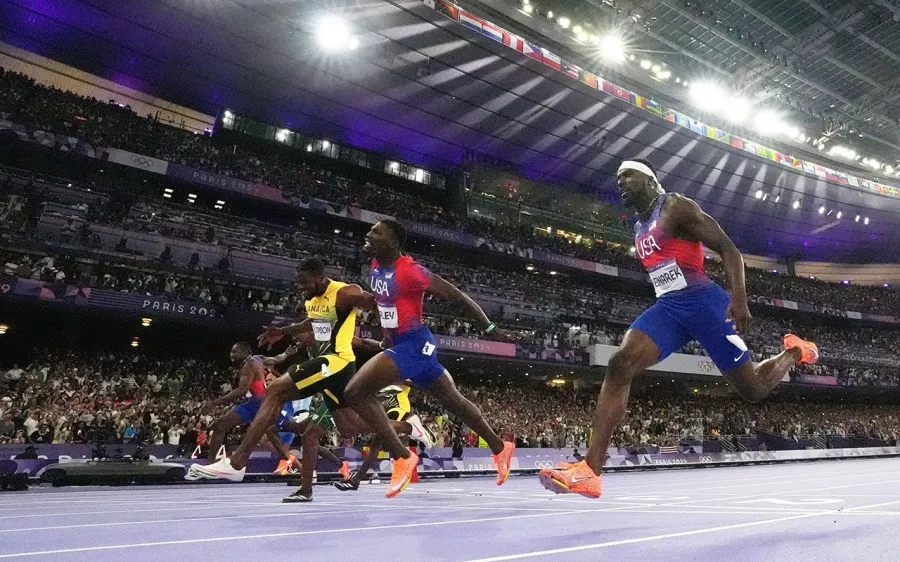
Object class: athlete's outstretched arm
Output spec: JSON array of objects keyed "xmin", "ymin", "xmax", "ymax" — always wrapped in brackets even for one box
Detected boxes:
[
  {"xmin": 352, "ymin": 336, "xmax": 384, "ymax": 352},
  {"xmin": 336, "ymin": 284, "xmax": 377, "ymax": 311},
  {"xmin": 210, "ymin": 360, "xmax": 262, "ymax": 407},
  {"xmin": 427, "ymin": 274, "xmax": 517, "ymax": 341},
  {"xmin": 263, "ymin": 345, "xmax": 299, "ymax": 367},
  {"xmin": 258, "ymin": 319, "xmax": 312, "ymax": 349},
  {"xmin": 670, "ymin": 194, "xmax": 751, "ymax": 332}
]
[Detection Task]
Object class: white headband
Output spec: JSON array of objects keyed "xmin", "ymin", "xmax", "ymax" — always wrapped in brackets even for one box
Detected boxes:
[{"xmin": 617, "ymin": 160, "xmax": 659, "ymax": 185}]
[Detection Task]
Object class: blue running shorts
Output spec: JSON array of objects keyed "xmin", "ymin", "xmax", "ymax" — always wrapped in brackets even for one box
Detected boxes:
[
  {"xmin": 233, "ymin": 397, "xmax": 295, "ymax": 426},
  {"xmin": 385, "ymin": 326, "xmax": 446, "ymax": 386},
  {"xmin": 630, "ymin": 283, "xmax": 752, "ymax": 372}
]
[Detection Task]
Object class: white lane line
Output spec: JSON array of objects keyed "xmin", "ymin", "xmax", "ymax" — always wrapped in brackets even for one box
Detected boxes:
[
  {"xmin": 0, "ymin": 502, "xmax": 605, "ymax": 534},
  {"xmin": 0, "ymin": 510, "xmax": 606, "ymax": 558},
  {"xmin": 460, "ymin": 497, "xmax": 900, "ymax": 562}
]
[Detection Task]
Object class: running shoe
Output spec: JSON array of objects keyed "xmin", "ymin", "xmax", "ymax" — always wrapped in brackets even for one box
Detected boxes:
[
  {"xmin": 783, "ymin": 334, "xmax": 819, "ymax": 364},
  {"xmin": 272, "ymin": 454, "xmax": 298, "ymax": 475},
  {"xmin": 493, "ymin": 441, "xmax": 515, "ymax": 485},
  {"xmin": 334, "ymin": 473, "xmax": 360, "ymax": 492},
  {"xmin": 184, "ymin": 464, "xmax": 202, "ymax": 481},
  {"xmin": 338, "ymin": 460, "xmax": 351, "ymax": 481},
  {"xmin": 538, "ymin": 460, "xmax": 601, "ymax": 498},
  {"xmin": 386, "ymin": 451, "xmax": 419, "ymax": 498},
  {"xmin": 282, "ymin": 489, "xmax": 313, "ymax": 503},
  {"xmin": 188, "ymin": 457, "xmax": 246, "ymax": 482},
  {"xmin": 405, "ymin": 415, "xmax": 435, "ymax": 448}
]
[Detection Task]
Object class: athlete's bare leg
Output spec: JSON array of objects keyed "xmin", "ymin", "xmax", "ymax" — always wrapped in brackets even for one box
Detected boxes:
[
  {"xmin": 206, "ymin": 410, "xmax": 242, "ymax": 463},
  {"xmin": 343, "ymin": 353, "xmax": 413, "ymax": 460},
  {"xmin": 424, "ymin": 371, "xmax": 504, "ymax": 455},
  {"xmin": 584, "ymin": 328, "xmax": 802, "ymax": 475},
  {"xmin": 229, "ymin": 375, "xmax": 301, "ymax": 470}
]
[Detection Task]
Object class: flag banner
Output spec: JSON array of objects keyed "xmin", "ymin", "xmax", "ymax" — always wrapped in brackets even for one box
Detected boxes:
[{"xmin": 458, "ymin": 9, "xmax": 483, "ymax": 32}]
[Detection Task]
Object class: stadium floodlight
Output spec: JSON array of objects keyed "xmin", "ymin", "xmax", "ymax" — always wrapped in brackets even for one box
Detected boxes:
[
  {"xmin": 640, "ymin": 59, "xmax": 652, "ymax": 69},
  {"xmin": 754, "ymin": 110, "xmax": 781, "ymax": 134},
  {"xmin": 577, "ymin": 31, "xmax": 588, "ymax": 41},
  {"xmin": 558, "ymin": 17, "xmax": 570, "ymax": 28},
  {"xmin": 837, "ymin": 211, "xmax": 842, "ymax": 219},
  {"xmin": 755, "ymin": 189, "xmax": 763, "ymax": 199},
  {"xmin": 657, "ymin": 70, "xmax": 671, "ymax": 79},
  {"xmin": 547, "ymin": 10, "xmax": 553, "ymax": 18},
  {"xmin": 855, "ymin": 215, "xmax": 860, "ymax": 222},
  {"xmin": 864, "ymin": 217, "xmax": 870, "ymax": 225},
  {"xmin": 727, "ymin": 97, "xmax": 750, "ymax": 123},
  {"xmin": 651, "ymin": 64, "xmax": 661, "ymax": 73},
  {"xmin": 523, "ymin": 3, "xmax": 533, "ymax": 13},
  {"xmin": 600, "ymin": 34, "xmax": 626, "ymax": 61},
  {"xmin": 818, "ymin": 206, "xmax": 825, "ymax": 214},
  {"xmin": 275, "ymin": 128, "xmax": 289, "ymax": 142},
  {"xmin": 690, "ymin": 82, "xmax": 727, "ymax": 112},
  {"xmin": 316, "ymin": 15, "xmax": 357, "ymax": 51},
  {"xmin": 792, "ymin": 200, "xmax": 800, "ymax": 210},
  {"xmin": 573, "ymin": 25, "xmax": 583, "ymax": 34}
]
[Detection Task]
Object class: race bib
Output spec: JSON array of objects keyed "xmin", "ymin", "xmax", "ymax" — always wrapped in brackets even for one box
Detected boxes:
[
  {"xmin": 311, "ymin": 318, "xmax": 333, "ymax": 342},
  {"xmin": 648, "ymin": 259, "xmax": 687, "ymax": 297},
  {"xmin": 378, "ymin": 305, "xmax": 399, "ymax": 329}
]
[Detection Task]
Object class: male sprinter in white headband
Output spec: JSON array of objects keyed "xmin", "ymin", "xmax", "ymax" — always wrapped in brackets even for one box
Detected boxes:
[{"xmin": 538, "ymin": 157, "xmax": 819, "ymax": 498}]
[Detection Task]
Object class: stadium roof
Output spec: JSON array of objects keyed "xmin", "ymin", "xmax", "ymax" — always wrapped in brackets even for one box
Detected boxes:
[{"xmin": 1, "ymin": 0, "xmax": 898, "ymax": 262}]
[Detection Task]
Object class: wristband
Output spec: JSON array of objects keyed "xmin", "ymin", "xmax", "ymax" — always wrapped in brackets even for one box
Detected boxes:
[{"xmin": 485, "ymin": 323, "xmax": 496, "ymax": 334}]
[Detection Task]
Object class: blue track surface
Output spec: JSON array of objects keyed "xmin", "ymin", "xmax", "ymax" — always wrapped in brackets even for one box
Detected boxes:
[{"xmin": 3, "ymin": 458, "xmax": 900, "ymax": 560}]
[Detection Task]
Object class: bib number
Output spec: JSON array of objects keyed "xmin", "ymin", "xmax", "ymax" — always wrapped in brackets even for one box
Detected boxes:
[
  {"xmin": 378, "ymin": 305, "xmax": 399, "ymax": 329},
  {"xmin": 311, "ymin": 318, "xmax": 332, "ymax": 342},
  {"xmin": 649, "ymin": 259, "xmax": 687, "ymax": 297}
]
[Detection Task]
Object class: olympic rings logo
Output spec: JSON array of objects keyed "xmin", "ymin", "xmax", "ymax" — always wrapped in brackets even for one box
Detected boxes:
[
  {"xmin": 697, "ymin": 360, "xmax": 716, "ymax": 373},
  {"xmin": 533, "ymin": 460, "xmax": 556, "ymax": 468},
  {"xmin": 130, "ymin": 155, "xmax": 153, "ymax": 168}
]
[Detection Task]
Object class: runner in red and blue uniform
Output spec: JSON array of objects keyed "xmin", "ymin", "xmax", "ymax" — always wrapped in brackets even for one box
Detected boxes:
[
  {"xmin": 185, "ymin": 342, "xmax": 298, "ymax": 479},
  {"xmin": 539, "ymin": 158, "xmax": 819, "ymax": 498},
  {"xmin": 343, "ymin": 219, "xmax": 517, "ymax": 498}
]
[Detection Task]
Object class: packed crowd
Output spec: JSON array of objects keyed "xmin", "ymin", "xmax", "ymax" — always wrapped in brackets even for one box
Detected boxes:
[
  {"xmin": 5, "ymin": 351, "xmax": 900, "ymax": 450},
  {"xmin": 5, "ymin": 67, "xmax": 899, "ymax": 316}
]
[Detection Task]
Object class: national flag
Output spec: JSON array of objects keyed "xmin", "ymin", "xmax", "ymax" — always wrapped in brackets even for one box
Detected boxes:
[
  {"xmin": 802, "ymin": 161, "xmax": 816, "ymax": 174},
  {"xmin": 814, "ymin": 165, "xmax": 826, "ymax": 178},
  {"xmin": 706, "ymin": 124, "xmax": 718, "ymax": 139},
  {"xmin": 791, "ymin": 157, "xmax": 803, "ymax": 169},
  {"xmin": 730, "ymin": 137, "xmax": 744, "ymax": 150},
  {"xmin": 663, "ymin": 110, "xmax": 676, "ymax": 123},
  {"xmin": 673, "ymin": 112, "xmax": 690, "ymax": 128},
  {"xmin": 458, "ymin": 9, "xmax": 483, "ymax": 32},
  {"xmin": 541, "ymin": 49, "xmax": 561, "ymax": 70},
  {"xmin": 602, "ymin": 80, "xmax": 633, "ymax": 102},
  {"xmin": 715, "ymin": 129, "xmax": 731, "ymax": 144},
  {"xmin": 645, "ymin": 99, "xmax": 663, "ymax": 116},
  {"xmin": 887, "ymin": 185, "xmax": 899, "ymax": 196},
  {"xmin": 436, "ymin": 0, "xmax": 459, "ymax": 20},
  {"xmin": 848, "ymin": 175, "xmax": 859, "ymax": 187},
  {"xmin": 502, "ymin": 31, "xmax": 524, "ymax": 51},
  {"xmin": 578, "ymin": 69, "xmax": 598, "ymax": 89},
  {"xmin": 688, "ymin": 119, "xmax": 706, "ymax": 136},
  {"xmin": 659, "ymin": 446, "xmax": 679, "ymax": 454},
  {"xmin": 522, "ymin": 42, "xmax": 542, "ymax": 62},
  {"xmin": 481, "ymin": 20, "xmax": 503, "ymax": 43},
  {"xmin": 755, "ymin": 146, "xmax": 770, "ymax": 159},
  {"xmin": 778, "ymin": 153, "xmax": 792, "ymax": 166},
  {"xmin": 562, "ymin": 60, "xmax": 580, "ymax": 80}
]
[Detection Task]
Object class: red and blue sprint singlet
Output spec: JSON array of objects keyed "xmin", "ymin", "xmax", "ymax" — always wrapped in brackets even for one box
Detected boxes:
[
  {"xmin": 630, "ymin": 193, "xmax": 750, "ymax": 372},
  {"xmin": 369, "ymin": 255, "xmax": 431, "ymax": 337},
  {"xmin": 634, "ymin": 194, "xmax": 711, "ymax": 298},
  {"xmin": 369, "ymin": 255, "xmax": 446, "ymax": 386}
]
